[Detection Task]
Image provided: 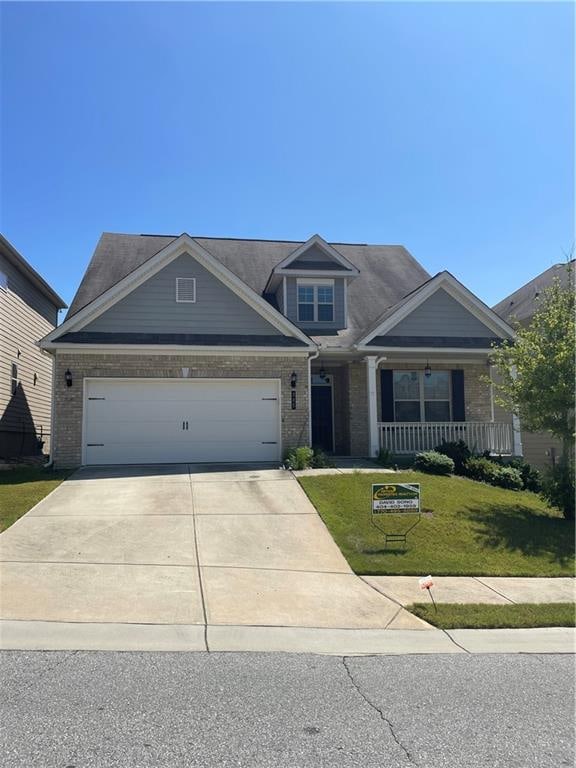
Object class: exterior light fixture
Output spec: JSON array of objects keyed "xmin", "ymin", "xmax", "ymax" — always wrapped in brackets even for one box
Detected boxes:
[
  {"xmin": 424, "ymin": 363, "xmax": 432, "ymax": 378},
  {"xmin": 290, "ymin": 371, "xmax": 298, "ymax": 389},
  {"xmin": 65, "ymin": 369, "xmax": 73, "ymax": 387},
  {"xmin": 319, "ymin": 367, "xmax": 327, "ymax": 380}
]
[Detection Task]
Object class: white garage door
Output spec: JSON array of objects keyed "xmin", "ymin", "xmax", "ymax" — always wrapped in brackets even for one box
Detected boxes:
[{"xmin": 84, "ymin": 379, "xmax": 281, "ymax": 465}]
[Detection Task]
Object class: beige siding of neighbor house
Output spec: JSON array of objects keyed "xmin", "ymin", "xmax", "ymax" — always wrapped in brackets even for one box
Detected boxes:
[
  {"xmin": 0, "ymin": 253, "xmax": 59, "ymax": 456},
  {"xmin": 52, "ymin": 352, "xmax": 310, "ymax": 467},
  {"xmin": 83, "ymin": 253, "xmax": 279, "ymax": 336},
  {"xmin": 388, "ymin": 289, "xmax": 497, "ymax": 338}
]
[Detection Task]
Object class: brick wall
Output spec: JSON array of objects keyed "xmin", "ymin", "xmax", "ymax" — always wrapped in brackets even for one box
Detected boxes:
[
  {"xmin": 348, "ymin": 361, "xmax": 369, "ymax": 456},
  {"xmin": 375, "ymin": 362, "xmax": 492, "ymax": 423},
  {"xmin": 53, "ymin": 353, "xmax": 309, "ymax": 467}
]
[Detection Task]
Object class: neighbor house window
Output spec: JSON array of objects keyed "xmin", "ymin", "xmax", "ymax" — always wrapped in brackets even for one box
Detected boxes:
[
  {"xmin": 11, "ymin": 363, "xmax": 18, "ymax": 395},
  {"xmin": 297, "ymin": 280, "xmax": 334, "ymax": 322},
  {"xmin": 176, "ymin": 277, "xmax": 196, "ymax": 303},
  {"xmin": 0, "ymin": 271, "xmax": 7, "ymax": 290},
  {"xmin": 393, "ymin": 371, "xmax": 451, "ymax": 422}
]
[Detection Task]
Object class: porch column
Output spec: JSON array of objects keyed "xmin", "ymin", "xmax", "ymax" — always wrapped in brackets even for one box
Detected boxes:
[
  {"xmin": 511, "ymin": 365, "xmax": 523, "ymax": 457},
  {"xmin": 365, "ymin": 356, "xmax": 379, "ymax": 457}
]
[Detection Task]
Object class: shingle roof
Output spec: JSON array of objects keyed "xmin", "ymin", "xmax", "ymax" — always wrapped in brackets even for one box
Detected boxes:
[
  {"xmin": 65, "ymin": 232, "xmax": 432, "ymax": 346},
  {"xmin": 0, "ymin": 234, "xmax": 67, "ymax": 309},
  {"xmin": 492, "ymin": 262, "xmax": 574, "ymax": 324}
]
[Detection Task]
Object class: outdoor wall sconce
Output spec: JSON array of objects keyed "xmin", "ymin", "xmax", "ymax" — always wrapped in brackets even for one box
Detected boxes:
[
  {"xmin": 319, "ymin": 367, "xmax": 327, "ymax": 381},
  {"xmin": 290, "ymin": 371, "xmax": 298, "ymax": 389},
  {"xmin": 64, "ymin": 369, "xmax": 73, "ymax": 387},
  {"xmin": 424, "ymin": 363, "xmax": 432, "ymax": 378}
]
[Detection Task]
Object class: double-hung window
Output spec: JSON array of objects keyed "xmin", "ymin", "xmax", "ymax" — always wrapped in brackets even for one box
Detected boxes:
[
  {"xmin": 11, "ymin": 363, "xmax": 18, "ymax": 395},
  {"xmin": 393, "ymin": 371, "xmax": 451, "ymax": 422},
  {"xmin": 297, "ymin": 280, "xmax": 334, "ymax": 323}
]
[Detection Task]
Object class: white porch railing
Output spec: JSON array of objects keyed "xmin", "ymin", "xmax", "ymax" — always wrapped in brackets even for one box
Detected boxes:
[{"xmin": 378, "ymin": 422, "xmax": 513, "ymax": 455}]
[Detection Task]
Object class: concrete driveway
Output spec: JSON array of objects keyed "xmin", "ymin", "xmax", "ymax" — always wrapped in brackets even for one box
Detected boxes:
[{"xmin": 0, "ymin": 465, "xmax": 434, "ymax": 652}]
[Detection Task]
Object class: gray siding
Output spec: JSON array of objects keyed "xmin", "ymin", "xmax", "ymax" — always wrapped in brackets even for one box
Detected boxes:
[
  {"xmin": 387, "ymin": 288, "xmax": 497, "ymax": 338},
  {"xmin": 285, "ymin": 277, "xmax": 346, "ymax": 331},
  {"xmin": 0, "ymin": 252, "xmax": 58, "ymax": 456},
  {"xmin": 290, "ymin": 244, "xmax": 340, "ymax": 267},
  {"xmin": 84, "ymin": 253, "xmax": 280, "ymax": 336},
  {"xmin": 275, "ymin": 280, "xmax": 285, "ymax": 314}
]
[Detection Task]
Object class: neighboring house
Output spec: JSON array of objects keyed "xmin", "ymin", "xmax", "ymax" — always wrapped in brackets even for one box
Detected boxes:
[
  {"xmin": 493, "ymin": 261, "xmax": 573, "ymax": 470},
  {"xmin": 39, "ymin": 233, "xmax": 516, "ymax": 467},
  {"xmin": 0, "ymin": 235, "xmax": 67, "ymax": 459}
]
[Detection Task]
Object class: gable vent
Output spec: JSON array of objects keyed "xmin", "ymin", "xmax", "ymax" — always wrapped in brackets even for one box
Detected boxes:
[{"xmin": 176, "ymin": 277, "xmax": 196, "ymax": 303}]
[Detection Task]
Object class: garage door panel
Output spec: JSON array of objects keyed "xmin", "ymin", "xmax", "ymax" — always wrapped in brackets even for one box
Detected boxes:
[{"xmin": 84, "ymin": 379, "xmax": 281, "ymax": 464}]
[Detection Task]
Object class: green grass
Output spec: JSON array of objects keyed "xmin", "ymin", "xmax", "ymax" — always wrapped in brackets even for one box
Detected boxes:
[
  {"xmin": 0, "ymin": 468, "xmax": 71, "ymax": 531},
  {"xmin": 408, "ymin": 602, "xmax": 576, "ymax": 629},
  {"xmin": 298, "ymin": 471, "xmax": 575, "ymax": 576}
]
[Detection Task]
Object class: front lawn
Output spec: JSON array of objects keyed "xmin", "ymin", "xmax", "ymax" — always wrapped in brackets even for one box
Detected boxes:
[
  {"xmin": 408, "ymin": 603, "xmax": 576, "ymax": 629},
  {"xmin": 0, "ymin": 468, "xmax": 71, "ymax": 531},
  {"xmin": 298, "ymin": 472, "xmax": 575, "ymax": 576}
]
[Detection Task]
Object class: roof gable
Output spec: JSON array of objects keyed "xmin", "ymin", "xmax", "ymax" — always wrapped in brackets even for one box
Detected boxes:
[
  {"xmin": 41, "ymin": 234, "xmax": 314, "ymax": 348},
  {"xmin": 357, "ymin": 272, "xmax": 515, "ymax": 347},
  {"xmin": 273, "ymin": 235, "xmax": 360, "ymax": 274}
]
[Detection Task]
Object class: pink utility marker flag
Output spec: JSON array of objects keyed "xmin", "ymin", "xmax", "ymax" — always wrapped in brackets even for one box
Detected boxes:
[{"xmin": 418, "ymin": 575, "xmax": 437, "ymax": 611}]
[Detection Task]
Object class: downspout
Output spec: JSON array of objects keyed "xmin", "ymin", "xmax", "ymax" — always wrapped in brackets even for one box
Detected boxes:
[
  {"xmin": 307, "ymin": 349, "xmax": 320, "ymax": 446},
  {"xmin": 363, "ymin": 354, "xmax": 387, "ymax": 458}
]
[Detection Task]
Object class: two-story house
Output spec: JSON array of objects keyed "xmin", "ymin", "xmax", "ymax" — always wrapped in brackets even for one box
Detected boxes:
[
  {"xmin": 39, "ymin": 233, "xmax": 516, "ymax": 467},
  {"xmin": 1, "ymin": 235, "xmax": 66, "ymax": 459}
]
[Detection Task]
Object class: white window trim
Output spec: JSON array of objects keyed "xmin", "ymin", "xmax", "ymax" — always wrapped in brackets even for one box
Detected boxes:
[
  {"xmin": 297, "ymin": 279, "xmax": 335, "ymax": 323},
  {"xmin": 176, "ymin": 277, "xmax": 196, "ymax": 303},
  {"xmin": 10, "ymin": 362, "xmax": 19, "ymax": 395},
  {"xmin": 393, "ymin": 370, "xmax": 452, "ymax": 423}
]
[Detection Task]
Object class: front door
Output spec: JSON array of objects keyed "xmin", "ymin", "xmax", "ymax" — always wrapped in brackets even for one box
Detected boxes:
[{"xmin": 311, "ymin": 375, "xmax": 334, "ymax": 453}]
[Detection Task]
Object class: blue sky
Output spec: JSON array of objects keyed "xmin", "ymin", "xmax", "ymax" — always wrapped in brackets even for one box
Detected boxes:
[{"xmin": 1, "ymin": 1, "xmax": 573, "ymax": 312}]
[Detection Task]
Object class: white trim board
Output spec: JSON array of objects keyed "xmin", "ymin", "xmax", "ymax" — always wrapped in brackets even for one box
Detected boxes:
[
  {"xmin": 357, "ymin": 272, "xmax": 516, "ymax": 346},
  {"xmin": 40, "ymin": 234, "xmax": 315, "ymax": 349},
  {"xmin": 50, "ymin": 346, "xmax": 312, "ymax": 357},
  {"xmin": 273, "ymin": 234, "xmax": 360, "ymax": 273}
]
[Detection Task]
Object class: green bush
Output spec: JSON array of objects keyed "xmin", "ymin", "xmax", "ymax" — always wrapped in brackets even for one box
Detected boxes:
[
  {"xmin": 482, "ymin": 453, "xmax": 542, "ymax": 492},
  {"xmin": 376, "ymin": 448, "xmax": 392, "ymax": 467},
  {"xmin": 493, "ymin": 466, "xmax": 523, "ymax": 491},
  {"xmin": 413, "ymin": 450, "xmax": 454, "ymax": 475},
  {"xmin": 285, "ymin": 446, "xmax": 314, "ymax": 470},
  {"xmin": 464, "ymin": 457, "xmax": 522, "ymax": 491},
  {"xmin": 310, "ymin": 449, "xmax": 334, "ymax": 469},
  {"xmin": 435, "ymin": 440, "xmax": 471, "ymax": 475},
  {"xmin": 541, "ymin": 459, "xmax": 575, "ymax": 520},
  {"xmin": 463, "ymin": 456, "xmax": 500, "ymax": 484}
]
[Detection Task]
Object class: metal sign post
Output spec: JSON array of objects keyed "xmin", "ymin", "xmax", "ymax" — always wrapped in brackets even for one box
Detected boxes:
[{"xmin": 371, "ymin": 483, "xmax": 421, "ymax": 547}]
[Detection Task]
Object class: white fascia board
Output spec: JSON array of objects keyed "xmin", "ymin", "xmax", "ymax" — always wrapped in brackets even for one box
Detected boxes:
[
  {"xmin": 40, "ymin": 234, "xmax": 315, "ymax": 348},
  {"xmin": 356, "ymin": 345, "xmax": 494, "ymax": 355},
  {"xmin": 273, "ymin": 234, "xmax": 360, "ymax": 274},
  {"xmin": 48, "ymin": 344, "xmax": 313, "ymax": 357},
  {"xmin": 357, "ymin": 273, "xmax": 515, "ymax": 346}
]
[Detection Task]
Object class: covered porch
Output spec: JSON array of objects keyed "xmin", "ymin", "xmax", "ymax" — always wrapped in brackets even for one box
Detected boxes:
[{"xmin": 310, "ymin": 355, "xmax": 517, "ymax": 458}]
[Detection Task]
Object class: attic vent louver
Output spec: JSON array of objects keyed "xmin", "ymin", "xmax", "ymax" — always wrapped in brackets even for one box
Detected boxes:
[{"xmin": 176, "ymin": 277, "xmax": 196, "ymax": 303}]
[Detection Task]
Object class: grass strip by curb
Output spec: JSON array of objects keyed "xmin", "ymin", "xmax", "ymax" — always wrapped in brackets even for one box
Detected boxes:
[{"xmin": 407, "ymin": 602, "xmax": 576, "ymax": 629}]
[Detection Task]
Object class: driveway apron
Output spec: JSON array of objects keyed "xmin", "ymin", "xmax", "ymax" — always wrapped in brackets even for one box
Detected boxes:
[{"xmin": 0, "ymin": 465, "xmax": 411, "ymax": 634}]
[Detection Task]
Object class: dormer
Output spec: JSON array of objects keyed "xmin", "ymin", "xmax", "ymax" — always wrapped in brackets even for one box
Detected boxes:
[{"xmin": 265, "ymin": 235, "xmax": 359, "ymax": 331}]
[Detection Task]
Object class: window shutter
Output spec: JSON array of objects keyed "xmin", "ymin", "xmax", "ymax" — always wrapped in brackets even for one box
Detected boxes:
[
  {"xmin": 451, "ymin": 370, "xmax": 465, "ymax": 421},
  {"xmin": 380, "ymin": 369, "xmax": 394, "ymax": 422}
]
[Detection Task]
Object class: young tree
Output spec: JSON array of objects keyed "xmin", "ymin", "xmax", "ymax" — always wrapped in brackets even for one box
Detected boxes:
[{"xmin": 490, "ymin": 263, "xmax": 575, "ymax": 518}]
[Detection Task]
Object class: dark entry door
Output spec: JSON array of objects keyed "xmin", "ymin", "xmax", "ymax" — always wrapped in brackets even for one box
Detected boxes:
[{"xmin": 311, "ymin": 385, "xmax": 334, "ymax": 452}]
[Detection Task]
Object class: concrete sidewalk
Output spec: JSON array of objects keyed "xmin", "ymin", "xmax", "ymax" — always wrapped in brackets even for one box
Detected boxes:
[{"xmin": 362, "ymin": 576, "xmax": 576, "ymax": 606}]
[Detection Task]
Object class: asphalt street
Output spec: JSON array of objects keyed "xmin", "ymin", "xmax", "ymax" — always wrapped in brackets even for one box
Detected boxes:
[{"xmin": 0, "ymin": 651, "xmax": 573, "ymax": 768}]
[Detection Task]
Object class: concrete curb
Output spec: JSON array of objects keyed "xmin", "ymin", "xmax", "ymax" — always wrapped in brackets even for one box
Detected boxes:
[{"xmin": 1, "ymin": 621, "xmax": 574, "ymax": 655}]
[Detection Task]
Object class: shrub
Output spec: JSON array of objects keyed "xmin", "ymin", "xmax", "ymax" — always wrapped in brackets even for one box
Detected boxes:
[
  {"xmin": 464, "ymin": 457, "xmax": 523, "ymax": 491},
  {"xmin": 413, "ymin": 450, "xmax": 454, "ymax": 475},
  {"xmin": 493, "ymin": 466, "xmax": 523, "ymax": 491},
  {"xmin": 541, "ymin": 459, "xmax": 575, "ymax": 520},
  {"xmin": 481, "ymin": 453, "xmax": 542, "ymax": 492},
  {"xmin": 310, "ymin": 449, "xmax": 334, "ymax": 469},
  {"xmin": 376, "ymin": 448, "xmax": 392, "ymax": 468},
  {"xmin": 285, "ymin": 446, "xmax": 314, "ymax": 470},
  {"xmin": 435, "ymin": 440, "xmax": 471, "ymax": 475},
  {"xmin": 463, "ymin": 456, "xmax": 501, "ymax": 485}
]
